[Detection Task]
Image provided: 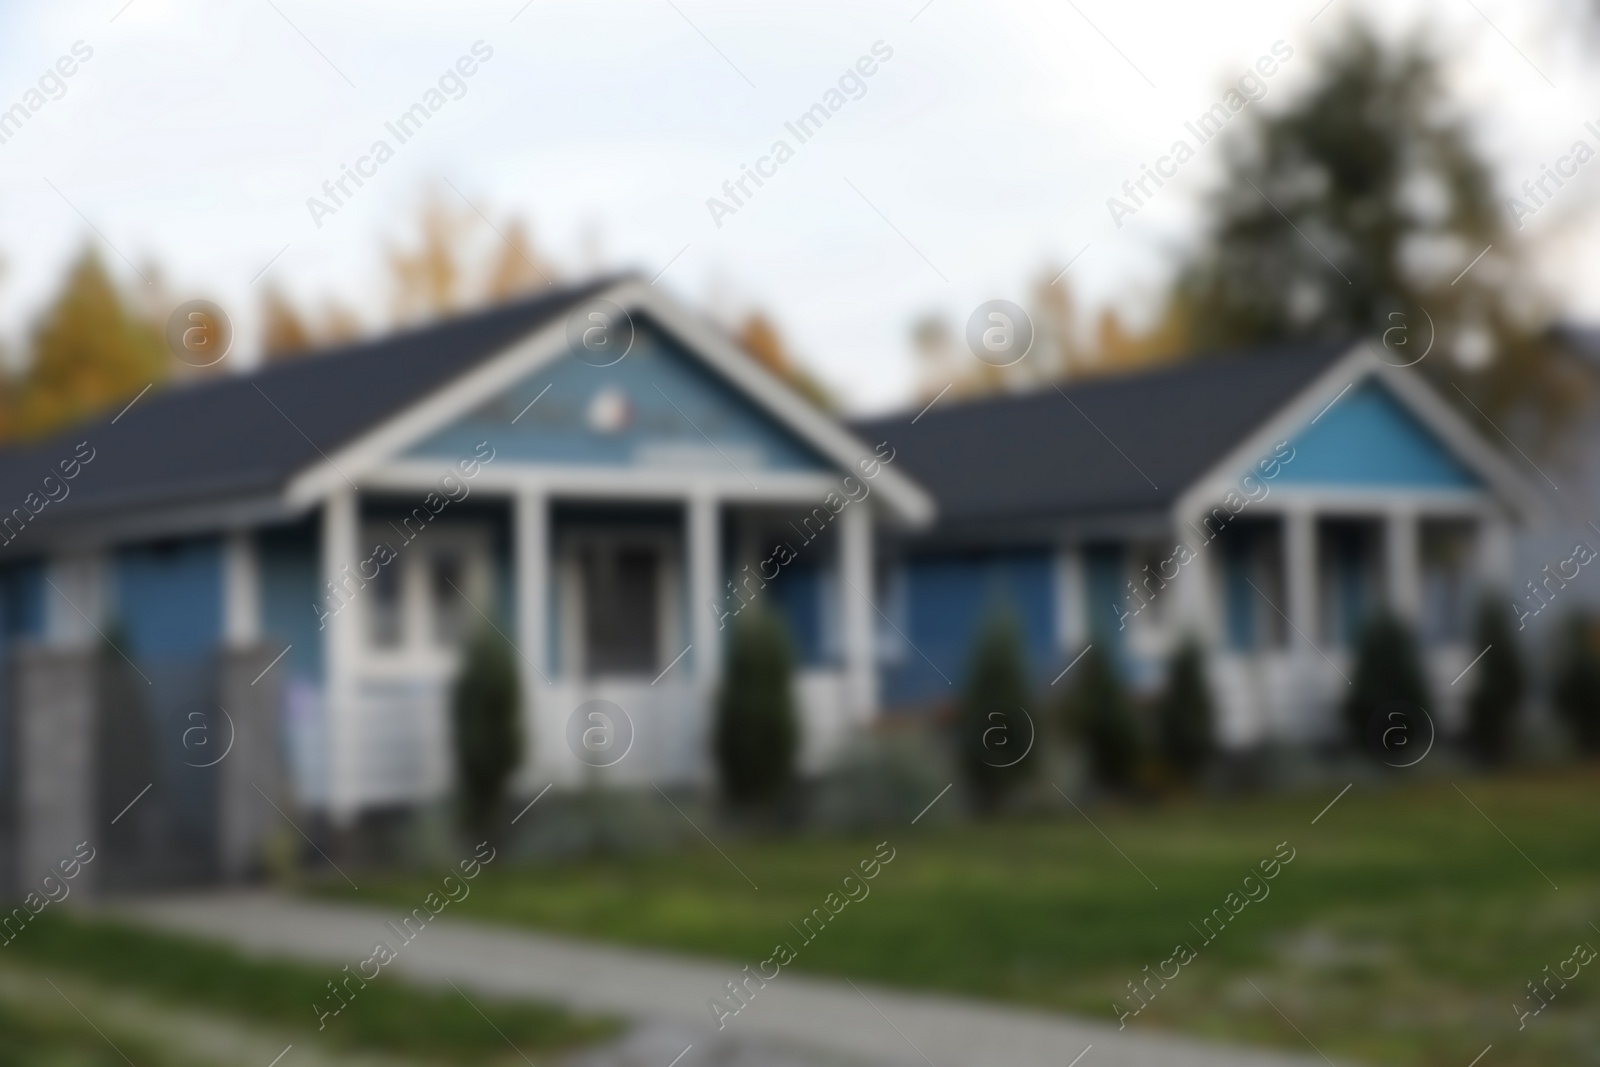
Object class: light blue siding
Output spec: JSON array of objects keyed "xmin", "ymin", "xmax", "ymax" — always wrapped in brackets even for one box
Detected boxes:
[
  {"xmin": 404, "ymin": 320, "xmax": 834, "ymax": 474},
  {"xmin": 1274, "ymin": 380, "xmax": 1479, "ymax": 488},
  {"xmin": 112, "ymin": 538, "xmax": 225, "ymax": 859},
  {"xmin": 0, "ymin": 561, "xmax": 44, "ymax": 642},
  {"xmin": 881, "ymin": 549, "xmax": 1055, "ymax": 709},
  {"xmin": 0, "ymin": 558, "xmax": 44, "ymax": 881},
  {"xmin": 258, "ymin": 520, "xmax": 323, "ymax": 684},
  {"xmin": 1084, "ymin": 543, "xmax": 1127, "ymax": 649},
  {"xmin": 769, "ymin": 558, "xmax": 827, "ymax": 667},
  {"xmin": 114, "ymin": 537, "xmax": 223, "ymax": 660}
]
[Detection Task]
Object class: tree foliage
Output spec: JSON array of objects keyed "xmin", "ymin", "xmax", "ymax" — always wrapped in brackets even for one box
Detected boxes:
[
  {"xmin": 735, "ymin": 311, "xmax": 835, "ymax": 411},
  {"xmin": 12, "ymin": 248, "xmax": 168, "ymax": 441},
  {"xmin": 1156, "ymin": 639, "xmax": 1214, "ymax": 781},
  {"xmin": 1064, "ymin": 644, "xmax": 1141, "ymax": 791},
  {"xmin": 1553, "ymin": 613, "xmax": 1600, "ymax": 755},
  {"xmin": 1174, "ymin": 21, "xmax": 1570, "ymax": 423},
  {"xmin": 1343, "ymin": 610, "xmax": 1431, "ymax": 758},
  {"xmin": 713, "ymin": 610, "xmax": 799, "ymax": 808},
  {"xmin": 387, "ymin": 189, "xmax": 557, "ymax": 325},
  {"xmin": 954, "ymin": 609, "xmax": 1035, "ymax": 813},
  {"xmin": 451, "ymin": 625, "xmax": 524, "ymax": 835},
  {"xmin": 1463, "ymin": 598, "xmax": 1524, "ymax": 765}
]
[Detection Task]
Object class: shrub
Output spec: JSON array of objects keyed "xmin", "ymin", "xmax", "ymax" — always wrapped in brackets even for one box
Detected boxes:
[
  {"xmin": 1463, "ymin": 597, "xmax": 1524, "ymax": 765},
  {"xmin": 1343, "ymin": 610, "xmax": 1431, "ymax": 758},
  {"xmin": 1065, "ymin": 644, "xmax": 1141, "ymax": 791},
  {"xmin": 451, "ymin": 625, "xmax": 523, "ymax": 836},
  {"xmin": 1553, "ymin": 613, "xmax": 1600, "ymax": 755},
  {"xmin": 1156, "ymin": 638, "xmax": 1214, "ymax": 782},
  {"xmin": 811, "ymin": 730, "xmax": 956, "ymax": 831},
  {"xmin": 713, "ymin": 609, "xmax": 799, "ymax": 808},
  {"xmin": 954, "ymin": 610, "xmax": 1035, "ymax": 813}
]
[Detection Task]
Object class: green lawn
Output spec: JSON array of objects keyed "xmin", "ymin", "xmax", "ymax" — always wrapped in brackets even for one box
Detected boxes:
[
  {"xmin": 337, "ymin": 769, "xmax": 1600, "ymax": 1067},
  {"xmin": 0, "ymin": 912, "xmax": 617, "ymax": 1065}
]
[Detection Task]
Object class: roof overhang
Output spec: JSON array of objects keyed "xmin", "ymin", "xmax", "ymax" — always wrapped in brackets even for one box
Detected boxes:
[
  {"xmin": 283, "ymin": 279, "xmax": 936, "ymax": 527},
  {"xmin": 1173, "ymin": 341, "xmax": 1549, "ymax": 525}
]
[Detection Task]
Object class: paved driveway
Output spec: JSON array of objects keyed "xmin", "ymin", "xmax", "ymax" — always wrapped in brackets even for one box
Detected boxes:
[{"xmin": 115, "ymin": 892, "xmax": 1329, "ymax": 1067}]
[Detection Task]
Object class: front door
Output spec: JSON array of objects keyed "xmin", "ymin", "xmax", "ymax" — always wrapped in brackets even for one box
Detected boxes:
[{"xmin": 580, "ymin": 543, "xmax": 661, "ymax": 676}]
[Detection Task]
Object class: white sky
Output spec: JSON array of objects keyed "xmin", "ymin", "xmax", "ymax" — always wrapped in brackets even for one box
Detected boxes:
[{"xmin": 0, "ymin": 0, "xmax": 1597, "ymax": 414}]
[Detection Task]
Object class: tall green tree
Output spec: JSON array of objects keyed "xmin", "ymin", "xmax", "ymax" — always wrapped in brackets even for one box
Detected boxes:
[
  {"xmin": 955, "ymin": 609, "xmax": 1035, "ymax": 813},
  {"xmin": 1553, "ymin": 613, "xmax": 1600, "ymax": 755},
  {"xmin": 1343, "ymin": 611, "xmax": 1431, "ymax": 758},
  {"xmin": 15, "ymin": 247, "xmax": 168, "ymax": 441},
  {"xmin": 714, "ymin": 610, "xmax": 799, "ymax": 808},
  {"xmin": 1064, "ymin": 645, "xmax": 1141, "ymax": 792},
  {"xmin": 1155, "ymin": 639, "xmax": 1214, "ymax": 782},
  {"xmin": 1463, "ymin": 598, "xmax": 1524, "ymax": 765},
  {"xmin": 1174, "ymin": 22, "xmax": 1568, "ymax": 423},
  {"xmin": 452, "ymin": 625, "xmax": 523, "ymax": 836}
]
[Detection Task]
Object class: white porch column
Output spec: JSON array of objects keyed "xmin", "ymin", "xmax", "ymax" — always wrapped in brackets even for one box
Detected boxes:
[
  {"xmin": 223, "ymin": 531, "xmax": 260, "ymax": 649},
  {"xmin": 1285, "ymin": 507, "xmax": 1317, "ymax": 644},
  {"xmin": 1385, "ymin": 506, "xmax": 1422, "ymax": 623},
  {"xmin": 840, "ymin": 500, "xmax": 877, "ymax": 723},
  {"xmin": 515, "ymin": 488, "xmax": 551, "ymax": 689},
  {"xmin": 1477, "ymin": 511, "xmax": 1514, "ymax": 589},
  {"xmin": 45, "ymin": 552, "xmax": 106, "ymax": 649},
  {"xmin": 1169, "ymin": 513, "xmax": 1211, "ymax": 639},
  {"xmin": 321, "ymin": 489, "xmax": 361, "ymax": 825},
  {"xmin": 689, "ymin": 491, "xmax": 722, "ymax": 684},
  {"xmin": 1056, "ymin": 543, "xmax": 1086, "ymax": 653}
]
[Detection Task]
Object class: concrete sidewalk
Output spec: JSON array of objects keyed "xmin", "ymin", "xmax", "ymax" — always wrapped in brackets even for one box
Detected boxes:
[{"xmin": 115, "ymin": 892, "xmax": 1325, "ymax": 1067}]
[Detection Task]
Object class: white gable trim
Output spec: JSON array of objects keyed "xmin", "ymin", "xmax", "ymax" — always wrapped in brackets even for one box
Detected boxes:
[
  {"xmin": 1174, "ymin": 342, "xmax": 1546, "ymax": 524},
  {"xmin": 283, "ymin": 280, "xmax": 935, "ymax": 526}
]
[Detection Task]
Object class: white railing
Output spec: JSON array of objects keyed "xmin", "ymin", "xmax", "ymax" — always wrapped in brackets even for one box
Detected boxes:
[{"xmin": 334, "ymin": 667, "xmax": 853, "ymax": 807}]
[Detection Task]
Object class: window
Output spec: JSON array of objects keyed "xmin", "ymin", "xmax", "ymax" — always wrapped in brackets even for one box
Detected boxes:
[
  {"xmin": 430, "ymin": 551, "xmax": 470, "ymax": 647},
  {"xmin": 361, "ymin": 523, "xmax": 490, "ymax": 655},
  {"xmin": 1421, "ymin": 520, "xmax": 1476, "ymax": 645},
  {"xmin": 1219, "ymin": 521, "xmax": 1285, "ymax": 652},
  {"xmin": 368, "ymin": 558, "xmax": 402, "ymax": 649},
  {"xmin": 580, "ymin": 545, "xmax": 659, "ymax": 675},
  {"xmin": 1320, "ymin": 520, "xmax": 1381, "ymax": 647}
]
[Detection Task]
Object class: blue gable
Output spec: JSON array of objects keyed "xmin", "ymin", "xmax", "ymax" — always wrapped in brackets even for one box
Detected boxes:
[
  {"xmin": 404, "ymin": 319, "xmax": 836, "ymax": 474},
  {"xmin": 1273, "ymin": 379, "xmax": 1480, "ymax": 489}
]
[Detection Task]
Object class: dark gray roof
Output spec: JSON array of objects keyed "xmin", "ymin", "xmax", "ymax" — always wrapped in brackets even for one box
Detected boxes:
[
  {"xmin": 852, "ymin": 339, "xmax": 1352, "ymax": 529},
  {"xmin": 0, "ymin": 279, "xmax": 616, "ymax": 548}
]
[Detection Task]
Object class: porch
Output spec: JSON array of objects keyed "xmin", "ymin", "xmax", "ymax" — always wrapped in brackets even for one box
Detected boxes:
[
  {"xmin": 1140, "ymin": 493, "xmax": 1515, "ymax": 748},
  {"xmin": 309, "ymin": 468, "xmax": 880, "ymax": 819}
]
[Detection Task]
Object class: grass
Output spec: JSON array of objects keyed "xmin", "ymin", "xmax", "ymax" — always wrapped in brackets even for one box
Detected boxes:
[
  {"xmin": 0, "ymin": 911, "xmax": 617, "ymax": 1064},
  {"xmin": 335, "ymin": 768, "xmax": 1600, "ymax": 1067},
  {"xmin": 0, "ymin": 998, "xmax": 176, "ymax": 1067}
]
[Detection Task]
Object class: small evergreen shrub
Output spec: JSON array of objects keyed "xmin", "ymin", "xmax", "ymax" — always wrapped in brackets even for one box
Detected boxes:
[
  {"xmin": 713, "ymin": 609, "xmax": 799, "ymax": 808},
  {"xmin": 1343, "ymin": 610, "xmax": 1431, "ymax": 759},
  {"xmin": 954, "ymin": 610, "xmax": 1035, "ymax": 813},
  {"xmin": 1065, "ymin": 644, "xmax": 1141, "ymax": 791},
  {"xmin": 452, "ymin": 625, "xmax": 523, "ymax": 835},
  {"xmin": 1553, "ymin": 612, "xmax": 1600, "ymax": 755},
  {"xmin": 1463, "ymin": 597, "xmax": 1523, "ymax": 765},
  {"xmin": 1156, "ymin": 638, "xmax": 1214, "ymax": 782},
  {"xmin": 811, "ymin": 730, "xmax": 956, "ymax": 830}
]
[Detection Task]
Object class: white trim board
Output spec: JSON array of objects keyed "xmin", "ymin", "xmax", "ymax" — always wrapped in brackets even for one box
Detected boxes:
[{"xmin": 364, "ymin": 459, "xmax": 846, "ymax": 505}]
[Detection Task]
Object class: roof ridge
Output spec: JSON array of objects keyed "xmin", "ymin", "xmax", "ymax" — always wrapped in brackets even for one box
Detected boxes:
[{"xmin": 855, "ymin": 336, "xmax": 1355, "ymax": 427}]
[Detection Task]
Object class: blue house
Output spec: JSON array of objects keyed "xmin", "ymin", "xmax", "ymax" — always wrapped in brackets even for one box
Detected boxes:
[
  {"xmin": 860, "ymin": 339, "xmax": 1539, "ymax": 747},
  {"xmin": 0, "ymin": 279, "xmax": 1540, "ymax": 840}
]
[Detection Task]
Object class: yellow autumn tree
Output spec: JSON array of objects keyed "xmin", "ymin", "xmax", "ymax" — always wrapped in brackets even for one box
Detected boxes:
[
  {"xmin": 260, "ymin": 283, "xmax": 315, "ymax": 361},
  {"xmin": 735, "ymin": 311, "xmax": 834, "ymax": 411},
  {"xmin": 11, "ymin": 248, "xmax": 168, "ymax": 441}
]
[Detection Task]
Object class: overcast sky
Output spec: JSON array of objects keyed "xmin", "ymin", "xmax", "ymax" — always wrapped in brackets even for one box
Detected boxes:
[{"xmin": 1, "ymin": 0, "xmax": 1597, "ymax": 414}]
